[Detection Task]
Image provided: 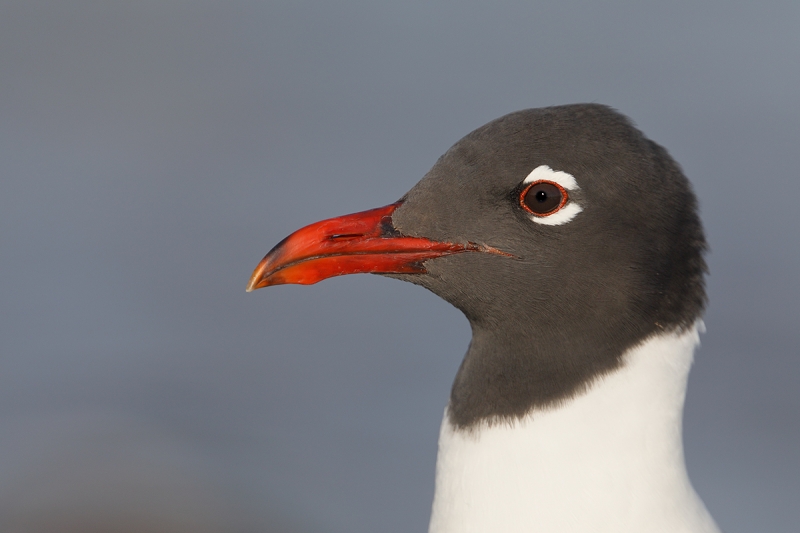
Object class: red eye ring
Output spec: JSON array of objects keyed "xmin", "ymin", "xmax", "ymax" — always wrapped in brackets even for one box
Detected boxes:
[{"xmin": 519, "ymin": 180, "xmax": 569, "ymax": 217}]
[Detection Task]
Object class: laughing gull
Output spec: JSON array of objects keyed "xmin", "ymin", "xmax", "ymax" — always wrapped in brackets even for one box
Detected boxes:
[{"xmin": 247, "ymin": 104, "xmax": 720, "ymax": 533}]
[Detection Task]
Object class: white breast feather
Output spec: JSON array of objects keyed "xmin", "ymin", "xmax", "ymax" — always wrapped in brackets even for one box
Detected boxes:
[{"xmin": 429, "ymin": 324, "xmax": 720, "ymax": 533}]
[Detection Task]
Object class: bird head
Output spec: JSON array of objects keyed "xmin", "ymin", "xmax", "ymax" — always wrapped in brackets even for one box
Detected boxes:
[{"xmin": 247, "ymin": 104, "xmax": 707, "ymax": 426}]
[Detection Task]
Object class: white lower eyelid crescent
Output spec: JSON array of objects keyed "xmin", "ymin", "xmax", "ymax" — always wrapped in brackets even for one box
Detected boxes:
[{"xmin": 530, "ymin": 202, "xmax": 583, "ymax": 226}]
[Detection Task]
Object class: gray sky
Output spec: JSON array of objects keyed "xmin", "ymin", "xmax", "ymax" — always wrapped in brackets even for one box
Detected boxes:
[{"xmin": 1, "ymin": 1, "xmax": 798, "ymax": 532}]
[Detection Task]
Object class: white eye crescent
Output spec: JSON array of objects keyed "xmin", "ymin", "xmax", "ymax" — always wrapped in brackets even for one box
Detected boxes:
[{"xmin": 520, "ymin": 166, "xmax": 583, "ymax": 226}]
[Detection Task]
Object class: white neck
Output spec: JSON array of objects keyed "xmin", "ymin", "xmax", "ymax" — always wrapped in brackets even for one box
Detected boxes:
[{"xmin": 429, "ymin": 324, "xmax": 719, "ymax": 533}]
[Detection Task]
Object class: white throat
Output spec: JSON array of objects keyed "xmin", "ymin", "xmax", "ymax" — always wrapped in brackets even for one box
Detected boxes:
[{"xmin": 429, "ymin": 324, "xmax": 719, "ymax": 533}]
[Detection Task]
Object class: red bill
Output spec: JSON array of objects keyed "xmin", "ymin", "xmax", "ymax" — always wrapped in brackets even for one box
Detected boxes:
[{"xmin": 246, "ymin": 202, "xmax": 510, "ymax": 291}]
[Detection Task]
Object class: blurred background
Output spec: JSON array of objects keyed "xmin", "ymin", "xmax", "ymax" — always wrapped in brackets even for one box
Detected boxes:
[{"xmin": 1, "ymin": 1, "xmax": 798, "ymax": 532}]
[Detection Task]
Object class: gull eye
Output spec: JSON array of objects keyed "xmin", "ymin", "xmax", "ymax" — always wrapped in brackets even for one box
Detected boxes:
[{"xmin": 520, "ymin": 180, "xmax": 568, "ymax": 216}]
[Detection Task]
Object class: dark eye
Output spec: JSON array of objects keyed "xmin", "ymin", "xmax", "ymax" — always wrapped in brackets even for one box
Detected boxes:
[{"xmin": 520, "ymin": 180, "xmax": 568, "ymax": 216}]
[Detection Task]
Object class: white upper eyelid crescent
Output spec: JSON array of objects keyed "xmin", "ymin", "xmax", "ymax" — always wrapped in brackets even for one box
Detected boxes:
[{"xmin": 522, "ymin": 165, "xmax": 580, "ymax": 191}]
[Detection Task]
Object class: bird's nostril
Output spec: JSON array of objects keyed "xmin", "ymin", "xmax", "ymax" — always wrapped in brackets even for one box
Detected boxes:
[{"xmin": 329, "ymin": 233, "xmax": 363, "ymax": 241}]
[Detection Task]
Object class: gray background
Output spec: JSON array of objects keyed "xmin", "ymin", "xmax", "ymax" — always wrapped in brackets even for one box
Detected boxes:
[{"xmin": 1, "ymin": 1, "xmax": 798, "ymax": 532}]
